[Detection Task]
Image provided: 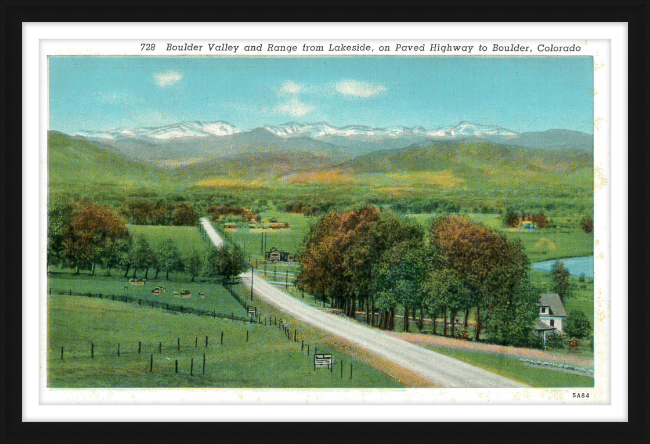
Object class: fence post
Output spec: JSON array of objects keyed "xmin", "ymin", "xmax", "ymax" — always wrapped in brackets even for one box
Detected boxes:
[
  {"xmin": 221, "ymin": 332, "xmax": 223, "ymax": 345},
  {"xmin": 191, "ymin": 358, "xmax": 194, "ymax": 376},
  {"xmin": 159, "ymin": 342, "xmax": 162, "ymax": 354},
  {"xmin": 301, "ymin": 340, "xmax": 304, "ymax": 351},
  {"xmin": 69, "ymin": 289, "xmax": 72, "ymax": 296},
  {"xmin": 350, "ymin": 362, "xmax": 353, "ymax": 380},
  {"xmin": 177, "ymin": 338, "xmax": 180, "ymax": 351},
  {"xmin": 314, "ymin": 346, "xmax": 317, "ymax": 356},
  {"xmin": 205, "ymin": 336, "xmax": 208, "ymax": 347},
  {"xmin": 203, "ymin": 353, "xmax": 206, "ymax": 375},
  {"xmin": 138, "ymin": 341, "xmax": 141, "ymax": 354},
  {"xmin": 246, "ymin": 331, "xmax": 249, "ymax": 342},
  {"xmin": 91, "ymin": 342, "xmax": 94, "ymax": 359},
  {"xmin": 213, "ymin": 311, "xmax": 216, "ymax": 318},
  {"xmin": 195, "ymin": 337, "xmax": 198, "ymax": 348},
  {"xmin": 61, "ymin": 346, "xmax": 63, "ymax": 360},
  {"xmin": 307, "ymin": 345, "xmax": 309, "ymax": 355},
  {"xmin": 175, "ymin": 360, "xmax": 178, "ymax": 373},
  {"xmin": 150, "ymin": 354, "xmax": 153, "ymax": 372},
  {"xmin": 117, "ymin": 343, "xmax": 120, "ymax": 357},
  {"xmin": 341, "ymin": 360, "xmax": 343, "ymax": 378},
  {"xmin": 294, "ymin": 330, "xmax": 296, "ymax": 342}
]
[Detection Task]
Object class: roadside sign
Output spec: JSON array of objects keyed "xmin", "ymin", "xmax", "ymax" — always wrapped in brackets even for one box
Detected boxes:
[
  {"xmin": 247, "ymin": 307, "xmax": 257, "ymax": 317},
  {"xmin": 314, "ymin": 354, "xmax": 333, "ymax": 370}
]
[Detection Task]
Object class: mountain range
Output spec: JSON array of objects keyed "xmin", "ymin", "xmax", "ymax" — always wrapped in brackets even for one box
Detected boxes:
[{"xmin": 65, "ymin": 120, "xmax": 594, "ymax": 168}]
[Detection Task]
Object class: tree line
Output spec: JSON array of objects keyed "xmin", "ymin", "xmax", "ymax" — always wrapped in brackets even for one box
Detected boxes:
[
  {"xmin": 297, "ymin": 207, "xmax": 541, "ymax": 347},
  {"xmin": 48, "ymin": 202, "xmax": 247, "ymax": 283}
]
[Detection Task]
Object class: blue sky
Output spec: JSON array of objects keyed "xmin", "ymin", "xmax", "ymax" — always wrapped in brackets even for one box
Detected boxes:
[{"xmin": 49, "ymin": 56, "xmax": 594, "ymax": 134}]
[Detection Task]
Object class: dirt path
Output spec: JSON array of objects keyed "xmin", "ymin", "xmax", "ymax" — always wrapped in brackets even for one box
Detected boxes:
[{"xmin": 387, "ymin": 332, "xmax": 594, "ymax": 369}]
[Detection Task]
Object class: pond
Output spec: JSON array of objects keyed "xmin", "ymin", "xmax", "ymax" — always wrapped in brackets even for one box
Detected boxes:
[{"xmin": 531, "ymin": 255, "xmax": 594, "ymax": 280}]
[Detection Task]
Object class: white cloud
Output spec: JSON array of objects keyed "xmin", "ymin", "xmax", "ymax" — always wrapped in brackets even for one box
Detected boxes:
[
  {"xmin": 154, "ymin": 71, "xmax": 183, "ymax": 87},
  {"xmin": 277, "ymin": 99, "xmax": 314, "ymax": 117},
  {"xmin": 97, "ymin": 92, "xmax": 136, "ymax": 105},
  {"xmin": 335, "ymin": 80, "xmax": 386, "ymax": 98},
  {"xmin": 279, "ymin": 81, "xmax": 305, "ymax": 95}
]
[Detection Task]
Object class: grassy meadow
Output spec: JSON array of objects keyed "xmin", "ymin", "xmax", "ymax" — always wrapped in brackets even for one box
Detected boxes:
[
  {"xmin": 48, "ymin": 272, "xmax": 248, "ymax": 316},
  {"xmin": 127, "ymin": 224, "xmax": 210, "ymax": 254},
  {"xmin": 48, "ymin": 292, "xmax": 402, "ymax": 388}
]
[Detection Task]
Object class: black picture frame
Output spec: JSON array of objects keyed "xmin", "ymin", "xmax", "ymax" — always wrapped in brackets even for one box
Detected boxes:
[{"xmin": 2, "ymin": 1, "xmax": 648, "ymax": 443}]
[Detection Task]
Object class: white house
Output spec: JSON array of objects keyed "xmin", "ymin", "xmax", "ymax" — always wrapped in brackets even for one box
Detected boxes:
[{"xmin": 535, "ymin": 293, "xmax": 567, "ymax": 335}]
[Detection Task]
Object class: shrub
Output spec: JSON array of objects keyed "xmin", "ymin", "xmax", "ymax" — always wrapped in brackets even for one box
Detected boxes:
[
  {"xmin": 545, "ymin": 333, "xmax": 566, "ymax": 350},
  {"xmin": 564, "ymin": 310, "xmax": 592, "ymax": 338}
]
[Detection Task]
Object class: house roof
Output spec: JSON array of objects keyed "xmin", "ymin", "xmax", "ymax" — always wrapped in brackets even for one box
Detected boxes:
[
  {"xmin": 534, "ymin": 319, "xmax": 557, "ymax": 331},
  {"xmin": 539, "ymin": 293, "xmax": 567, "ymax": 317}
]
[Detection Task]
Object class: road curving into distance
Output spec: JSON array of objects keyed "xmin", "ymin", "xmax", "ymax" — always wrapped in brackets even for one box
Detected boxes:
[{"xmin": 240, "ymin": 271, "xmax": 524, "ymax": 388}]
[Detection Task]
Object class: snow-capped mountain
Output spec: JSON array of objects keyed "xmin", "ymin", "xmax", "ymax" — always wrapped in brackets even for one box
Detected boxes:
[
  {"xmin": 427, "ymin": 121, "xmax": 518, "ymax": 137},
  {"xmin": 62, "ymin": 119, "xmax": 589, "ymax": 167},
  {"xmin": 263, "ymin": 121, "xmax": 517, "ymax": 139},
  {"xmin": 73, "ymin": 121, "xmax": 240, "ymax": 141}
]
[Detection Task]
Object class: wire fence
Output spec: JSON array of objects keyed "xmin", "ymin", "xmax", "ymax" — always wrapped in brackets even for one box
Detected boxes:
[{"xmin": 49, "ymin": 288, "xmax": 261, "ymax": 324}]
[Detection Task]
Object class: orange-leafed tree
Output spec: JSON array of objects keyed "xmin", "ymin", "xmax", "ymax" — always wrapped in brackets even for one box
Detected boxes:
[
  {"xmin": 429, "ymin": 215, "xmax": 531, "ymax": 341},
  {"xmin": 298, "ymin": 207, "xmax": 381, "ymax": 317},
  {"xmin": 60, "ymin": 204, "xmax": 129, "ymax": 274}
]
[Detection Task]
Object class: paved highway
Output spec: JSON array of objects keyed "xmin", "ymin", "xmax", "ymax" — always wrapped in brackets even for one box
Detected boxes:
[{"xmin": 240, "ymin": 271, "xmax": 524, "ymax": 388}]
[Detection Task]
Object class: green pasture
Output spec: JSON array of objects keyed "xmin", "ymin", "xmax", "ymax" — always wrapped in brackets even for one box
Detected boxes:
[
  {"xmin": 127, "ymin": 224, "xmax": 209, "ymax": 255},
  {"xmin": 47, "ymin": 293, "xmax": 401, "ymax": 388},
  {"xmin": 221, "ymin": 210, "xmax": 314, "ymax": 261},
  {"xmin": 48, "ymin": 272, "xmax": 247, "ymax": 316},
  {"xmin": 427, "ymin": 346, "xmax": 594, "ymax": 388}
]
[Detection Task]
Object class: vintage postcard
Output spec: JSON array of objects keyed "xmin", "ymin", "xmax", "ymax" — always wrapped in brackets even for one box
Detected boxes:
[{"xmin": 38, "ymin": 32, "xmax": 611, "ymax": 409}]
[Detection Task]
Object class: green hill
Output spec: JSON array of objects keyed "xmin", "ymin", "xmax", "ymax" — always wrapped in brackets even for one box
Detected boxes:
[
  {"xmin": 48, "ymin": 132, "xmax": 176, "ymax": 193},
  {"xmin": 325, "ymin": 140, "xmax": 594, "ymax": 213}
]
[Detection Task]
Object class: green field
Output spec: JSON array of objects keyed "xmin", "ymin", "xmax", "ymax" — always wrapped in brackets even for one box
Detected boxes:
[
  {"xmin": 427, "ymin": 346, "xmax": 594, "ymax": 388},
  {"xmin": 48, "ymin": 273, "xmax": 247, "ymax": 316},
  {"xmin": 128, "ymin": 224, "xmax": 209, "ymax": 255},
  {"xmin": 219, "ymin": 208, "xmax": 315, "ymax": 261},
  {"xmin": 48, "ymin": 293, "xmax": 402, "ymax": 388}
]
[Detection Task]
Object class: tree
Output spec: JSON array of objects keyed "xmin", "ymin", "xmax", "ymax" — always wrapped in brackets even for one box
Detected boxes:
[
  {"xmin": 204, "ymin": 245, "xmax": 248, "ymax": 285},
  {"xmin": 426, "ymin": 268, "xmax": 473, "ymax": 337},
  {"xmin": 129, "ymin": 235, "xmax": 155, "ymax": 279},
  {"xmin": 429, "ymin": 215, "xmax": 531, "ymax": 341},
  {"xmin": 60, "ymin": 204, "xmax": 128, "ymax": 274},
  {"xmin": 158, "ymin": 238, "xmax": 183, "ymax": 280},
  {"xmin": 185, "ymin": 250, "xmax": 202, "ymax": 282},
  {"xmin": 551, "ymin": 261, "xmax": 572, "ymax": 303},
  {"xmin": 484, "ymin": 280, "xmax": 539, "ymax": 347},
  {"xmin": 373, "ymin": 242, "xmax": 428, "ymax": 332},
  {"xmin": 47, "ymin": 199, "xmax": 74, "ymax": 268},
  {"xmin": 171, "ymin": 203, "xmax": 198, "ymax": 226},
  {"xmin": 564, "ymin": 310, "xmax": 591, "ymax": 338},
  {"xmin": 580, "ymin": 216, "xmax": 593, "ymax": 234},
  {"xmin": 298, "ymin": 207, "xmax": 381, "ymax": 314},
  {"xmin": 504, "ymin": 211, "xmax": 519, "ymax": 228}
]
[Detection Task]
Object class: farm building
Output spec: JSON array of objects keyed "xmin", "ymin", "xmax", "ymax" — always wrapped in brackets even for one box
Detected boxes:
[
  {"xmin": 521, "ymin": 221, "xmax": 536, "ymax": 230},
  {"xmin": 265, "ymin": 247, "xmax": 296, "ymax": 263}
]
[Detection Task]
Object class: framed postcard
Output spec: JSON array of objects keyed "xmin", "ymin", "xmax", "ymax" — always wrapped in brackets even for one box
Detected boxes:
[{"xmin": 4, "ymin": 1, "xmax": 648, "ymax": 442}]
